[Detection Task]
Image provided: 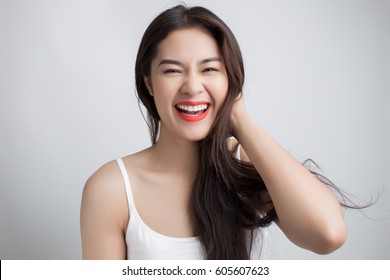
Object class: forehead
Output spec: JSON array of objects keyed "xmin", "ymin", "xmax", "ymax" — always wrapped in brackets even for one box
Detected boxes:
[{"xmin": 155, "ymin": 27, "xmax": 221, "ymax": 61}]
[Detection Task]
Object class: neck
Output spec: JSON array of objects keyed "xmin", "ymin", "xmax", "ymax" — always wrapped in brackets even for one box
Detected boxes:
[{"xmin": 149, "ymin": 126, "xmax": 200, "ymax": 177}]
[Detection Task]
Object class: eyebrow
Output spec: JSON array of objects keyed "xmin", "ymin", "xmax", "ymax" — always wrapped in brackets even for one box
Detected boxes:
[{"xmin": 158, "ymin": 57, "xmax": 221, "ymax": 67}]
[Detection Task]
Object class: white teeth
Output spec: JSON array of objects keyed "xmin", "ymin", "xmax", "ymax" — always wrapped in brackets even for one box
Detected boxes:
[{"xmin": 177, "ymin": 104, "xmax": 208, "ymax": 112}]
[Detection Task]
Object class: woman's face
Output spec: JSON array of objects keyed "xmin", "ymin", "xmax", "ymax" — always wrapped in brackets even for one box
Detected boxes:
[{"xmin": 146, "ymin": 27, "xmax": 228, "ymax": 142}]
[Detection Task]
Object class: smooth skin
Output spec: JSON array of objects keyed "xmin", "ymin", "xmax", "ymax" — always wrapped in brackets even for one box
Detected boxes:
[{"xmin": 80, "ymin": 27, "xmax": 347, "ymax": 259}]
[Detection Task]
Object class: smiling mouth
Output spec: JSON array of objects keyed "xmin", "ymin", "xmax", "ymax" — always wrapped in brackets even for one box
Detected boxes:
[
  {"xmin": 176, "ymin": 104, "xmax": 208, "ymax": 115},
  {"xmin": 175, "ymin": 103, "xmax": 210, "ymax": 122}
]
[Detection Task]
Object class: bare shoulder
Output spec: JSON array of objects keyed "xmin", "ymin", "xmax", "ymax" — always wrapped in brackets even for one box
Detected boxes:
[
  {"xmin": 81, "ymin": 160, "xmax": 128, "ymax": 231},
  {"xmin": 227, "ymin": 137, "xmax": 250, "ymax": 162},
  {"xmin": 81, "ymin": 150, "xmax": 149, "ymax": 213},
  {"xmin": 83, "ymin": 160, "xmax": 125, "ymax": 202},
  {"xmin": 227, "ymin": 136, "xmax": 239, "ymax": 151},
  {"xmin": 80, "ymin": 160, "xmax": 129, "ymax": 259}
]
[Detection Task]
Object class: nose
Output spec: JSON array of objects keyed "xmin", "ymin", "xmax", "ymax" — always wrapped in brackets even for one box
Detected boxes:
[{"xmin": 180, "ymin": 73, "xmax": 204, "ymax": 96}]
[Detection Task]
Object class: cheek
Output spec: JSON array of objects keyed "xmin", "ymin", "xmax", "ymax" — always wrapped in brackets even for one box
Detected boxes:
[
  {"xmin": 210, "ymin": 78, "xmax": 229, "ymax": 106},
  {"xmin": 153, "ymin": 79, "xmax": 168, "ymax": 94},
  {"xmin": 152, "ymin": 79, "xmax": 175, "ymax": 103},
  {"xmin": 150, "ymin": 79, "xmax": 179, "ymax": 119}
]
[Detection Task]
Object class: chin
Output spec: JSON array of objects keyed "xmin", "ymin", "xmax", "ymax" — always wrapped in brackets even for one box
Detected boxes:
[
  {"xmin": 179, "ymin": 129, "xmax": 211, "ymax": 142},
  {"xmin": 182, "ymin": 134, "xmax": 208, "ymax": 142}
]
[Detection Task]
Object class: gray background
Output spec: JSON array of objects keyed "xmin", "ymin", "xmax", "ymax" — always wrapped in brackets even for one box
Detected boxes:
[{"xmin": 0, "ymin": 0, "xmax": 389, "ymax": 259}]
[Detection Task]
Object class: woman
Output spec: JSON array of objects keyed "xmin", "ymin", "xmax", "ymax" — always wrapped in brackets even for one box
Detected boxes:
[{"xmin": 80, "ymin": 5, "xmax": 347, "ymax": 260}]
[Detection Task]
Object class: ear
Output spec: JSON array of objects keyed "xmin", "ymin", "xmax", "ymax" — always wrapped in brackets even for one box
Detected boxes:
[{"xmin": 144, "ymin": 76, "xmax": 153, "ymax": 96}]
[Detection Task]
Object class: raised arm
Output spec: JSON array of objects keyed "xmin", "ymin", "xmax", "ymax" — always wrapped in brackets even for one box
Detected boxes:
[
  {"xmin": 80, "ymin": 161, "xmax": 128, "ymax": 259},
  {"xmin": 231, "ymin": 98, "xmax": 347, "ymax": 254}
]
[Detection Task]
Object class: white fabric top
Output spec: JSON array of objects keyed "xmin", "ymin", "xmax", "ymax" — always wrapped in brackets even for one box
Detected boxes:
[
  {"xmin": 116, "ymin": 154, "xmax": 267, "ymax": 260},
  {"xmin": 116, "ymin": 158, "xmax": 204, "ymax": 260}
]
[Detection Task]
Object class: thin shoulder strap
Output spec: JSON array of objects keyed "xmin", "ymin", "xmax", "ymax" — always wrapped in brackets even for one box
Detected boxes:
[
  {"xmin": 236, "ymin": 144, "xmax": 241, "ymax": 160},
  {"xmin": 116, "ymin": 158, "xmax": 134, "ymax": 211}
]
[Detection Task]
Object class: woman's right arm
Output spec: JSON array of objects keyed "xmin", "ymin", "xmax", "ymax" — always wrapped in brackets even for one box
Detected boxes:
[{"xmin": 80, "ymin": 161, "xmax": 128, "ymax": 259}]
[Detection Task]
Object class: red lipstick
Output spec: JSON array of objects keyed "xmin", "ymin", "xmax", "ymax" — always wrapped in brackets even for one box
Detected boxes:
[{"xmin": 175, "ymin": 101, "xmax": 210, "ymax": 122}]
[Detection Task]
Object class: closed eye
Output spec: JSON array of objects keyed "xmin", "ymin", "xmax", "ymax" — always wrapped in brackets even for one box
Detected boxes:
[
  {"xmin": 203, "ymin": 67, "xmax": 218, "ymax": 72},
  {"xmin": 163, "ymin": 69, "xmax": 182, "ymax": 74}
]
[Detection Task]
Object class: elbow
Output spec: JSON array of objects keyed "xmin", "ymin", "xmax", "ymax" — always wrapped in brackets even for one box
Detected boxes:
[{"xmin": 314, "ymin": 222, "xmax": 348, "ymax": 255}]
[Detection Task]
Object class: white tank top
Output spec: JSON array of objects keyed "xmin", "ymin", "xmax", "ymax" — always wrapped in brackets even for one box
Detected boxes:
[{"xmin": 116, "ymin": 156, "xmax": 267, "ymax": 260}]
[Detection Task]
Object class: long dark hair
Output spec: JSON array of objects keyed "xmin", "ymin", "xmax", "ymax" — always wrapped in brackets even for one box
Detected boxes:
[{"xmin": 135, "ymin": 5, "xmax": 362, "ymax": 259}]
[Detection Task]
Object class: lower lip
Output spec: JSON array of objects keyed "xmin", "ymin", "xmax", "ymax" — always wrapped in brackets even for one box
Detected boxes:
[{"xmin": 176, "ymin": 107, "xmax": 210, "ymax": 122}]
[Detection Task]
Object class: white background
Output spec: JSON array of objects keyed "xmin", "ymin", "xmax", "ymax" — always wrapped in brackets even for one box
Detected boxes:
[{"xmin": 0, "ymin": 0, "xmax": 389, "ymax": 259}]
